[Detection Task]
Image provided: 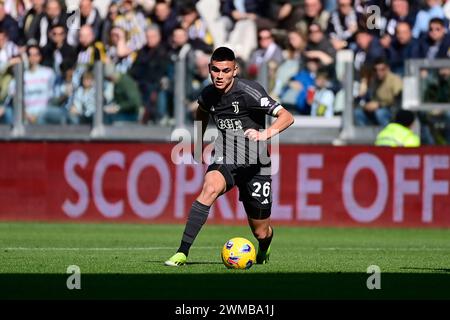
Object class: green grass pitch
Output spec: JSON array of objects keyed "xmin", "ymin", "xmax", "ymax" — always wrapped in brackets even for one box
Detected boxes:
[{"xmin": 0, "ymin": 222, "xmax": 449, "ymax": 300}]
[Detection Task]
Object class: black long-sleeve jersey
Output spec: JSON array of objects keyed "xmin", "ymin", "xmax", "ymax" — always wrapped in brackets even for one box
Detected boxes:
[{"xmin": 198, "ymin": 78, "xmax": 282, "ymax": 168}]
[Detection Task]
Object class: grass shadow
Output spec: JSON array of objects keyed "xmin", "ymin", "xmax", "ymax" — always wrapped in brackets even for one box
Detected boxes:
[
  {"xmin": 1, "ymin": 273, "xmax": 450, "ymax": 300},
  {"xmin": 400, "ymin": 267, "xmax": 450, "ymax": 273}
]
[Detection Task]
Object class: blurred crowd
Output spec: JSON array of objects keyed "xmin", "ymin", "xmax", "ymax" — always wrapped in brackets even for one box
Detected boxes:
[{"xmin": 0, "ymin": 0, "xmax": 450, "ymax": 143}]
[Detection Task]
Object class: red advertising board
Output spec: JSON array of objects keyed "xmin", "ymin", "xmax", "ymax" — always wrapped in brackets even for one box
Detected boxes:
[{"xmin": 0, "ymin": 142, "xmax": 449, "ymax": 227}]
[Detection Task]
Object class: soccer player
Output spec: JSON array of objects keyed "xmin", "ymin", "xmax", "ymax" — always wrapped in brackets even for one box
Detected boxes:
[{"xmin": 165, "ymin": 47, "xmax": 294, "ymax": 266}]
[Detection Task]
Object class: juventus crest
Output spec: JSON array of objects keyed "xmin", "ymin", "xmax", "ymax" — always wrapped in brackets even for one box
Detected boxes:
[{"xmin": 232, "ymin": 101, "xmax": 239, "ymax": 114}]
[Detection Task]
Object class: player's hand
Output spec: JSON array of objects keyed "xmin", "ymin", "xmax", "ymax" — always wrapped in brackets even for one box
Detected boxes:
[{"xmin": 244, "ymin": 129, "xmax": 267, "ymax": 142}]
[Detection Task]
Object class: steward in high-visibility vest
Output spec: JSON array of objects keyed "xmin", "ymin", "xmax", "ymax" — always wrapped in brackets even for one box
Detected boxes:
[{"xmin": 375, "ymin": 110, "xmax": 420, "ymax": 147}]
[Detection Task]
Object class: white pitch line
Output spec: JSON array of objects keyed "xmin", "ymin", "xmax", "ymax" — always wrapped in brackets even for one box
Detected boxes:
[
  {"xmin": 1, "ymin": 246, "xmax": 218, "ymax": 251},
  {"xmin": 318, "ymin": 247, "xmax": 450, "ymax": 251}
]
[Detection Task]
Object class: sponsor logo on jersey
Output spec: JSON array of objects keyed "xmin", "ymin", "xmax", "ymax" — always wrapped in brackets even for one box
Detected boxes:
[{"xmin": 216, "ymin": 118, "xmax": 243, "ymax": 131}]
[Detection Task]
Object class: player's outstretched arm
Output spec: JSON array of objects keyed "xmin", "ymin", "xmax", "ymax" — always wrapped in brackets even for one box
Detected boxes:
[{"xmin": 245, "ymin": 107, "xmax": 294, "ymax": 141}]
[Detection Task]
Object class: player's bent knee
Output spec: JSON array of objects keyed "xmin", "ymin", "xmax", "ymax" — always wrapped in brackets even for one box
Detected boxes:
[
  {"xmin": 204, "ymin": 171, "xmax": 227, "ymax": 188},
  {"xmin": 202, "ymin": 183, "xmax": 221, "ymax": 199},
  {"xmin": 202, "ymin": 172, "xmax": 226, "ymax": 198}
]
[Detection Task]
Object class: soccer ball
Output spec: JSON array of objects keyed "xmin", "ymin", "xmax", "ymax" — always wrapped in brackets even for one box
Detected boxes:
[{"xmin": 221, "ymin": 237, "xmax": 256, "ymax": 269}]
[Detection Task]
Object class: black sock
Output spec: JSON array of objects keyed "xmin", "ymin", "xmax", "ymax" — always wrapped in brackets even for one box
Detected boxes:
[
  {"xmin": 177, "ymin": 200, "xmax": 211, "ymax": 256},
  {"xmin": 258, "ymin": 226, "xmax": 273, "ymax": 252},
  {"xmin": 177, "ymin": 241, "xmax": 191, "ymax": 256}
]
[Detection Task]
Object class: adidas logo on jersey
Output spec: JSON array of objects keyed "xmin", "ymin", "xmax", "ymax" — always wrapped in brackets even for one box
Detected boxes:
[
  {"xmin": 261, "ymin": 199, "xmax": 269, "ymax": 204},
  {"xmin": 260, "ymin": 97, "xmax": 270, "ymax": 107}
]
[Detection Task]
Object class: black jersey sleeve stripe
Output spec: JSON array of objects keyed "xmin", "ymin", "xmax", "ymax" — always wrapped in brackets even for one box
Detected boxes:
[
  {"xmin": 243, "ymin": 84, "xmax": 263, "ymax": 101},
  {"xmin": 244, "ymin": 87, "xmax": 262, "ymax": 103},
  {"xmin": 245, "ymin": 83, "xmax": 263, "ymax": 97}
]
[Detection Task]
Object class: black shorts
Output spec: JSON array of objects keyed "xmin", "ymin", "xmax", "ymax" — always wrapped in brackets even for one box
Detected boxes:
[{"xmin": 206, "ymin": 163, "xmax": 272, "ymax": 219}]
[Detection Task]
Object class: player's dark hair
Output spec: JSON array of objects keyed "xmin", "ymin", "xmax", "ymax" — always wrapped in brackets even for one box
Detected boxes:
[
  {"xmin": 394, "ymin": 110, "xmax": 415, "ymax": 128},
  {"xmin": 211, "ymin": 47, "xmax": 235, "ymax": 62}
]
